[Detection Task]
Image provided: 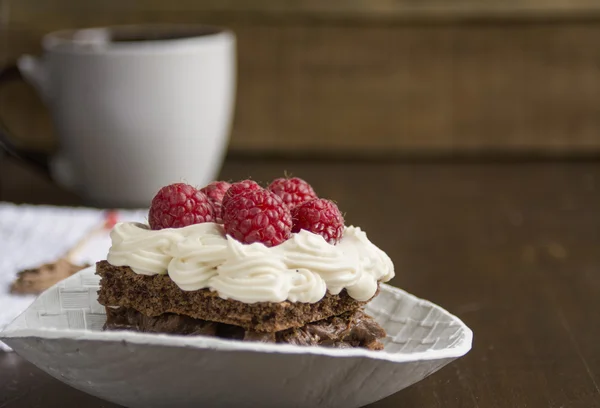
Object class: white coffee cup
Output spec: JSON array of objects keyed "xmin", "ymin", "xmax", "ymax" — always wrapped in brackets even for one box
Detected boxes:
[{"xmin": 0, "ymin": 25, "xmax": 236, "ymax": 207}]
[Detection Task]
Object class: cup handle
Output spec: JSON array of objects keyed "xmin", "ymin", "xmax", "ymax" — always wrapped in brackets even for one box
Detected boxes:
[{"xmin": 0, "ymin": 63, "xmax": 51, "ymax": 175}]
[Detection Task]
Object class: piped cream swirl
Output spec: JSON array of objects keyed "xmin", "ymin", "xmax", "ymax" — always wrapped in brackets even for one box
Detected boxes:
[{"xmin": 107, "ymin": 222, "xmax": 394, "ymax": 304}]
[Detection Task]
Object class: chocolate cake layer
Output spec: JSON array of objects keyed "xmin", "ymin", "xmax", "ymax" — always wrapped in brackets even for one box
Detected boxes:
[
  {"xmin": 96, "ymin": 261, "xmax": 375, "ymax": 332},
  {"xmin": 104, "ymin": 306, "xmax": 386, "ymax": 350}
]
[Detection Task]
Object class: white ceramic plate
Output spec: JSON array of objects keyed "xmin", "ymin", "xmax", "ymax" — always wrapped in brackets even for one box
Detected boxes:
[{"xmin": 1, "ymin": 266, "xmax": 472, "ymax": 408}]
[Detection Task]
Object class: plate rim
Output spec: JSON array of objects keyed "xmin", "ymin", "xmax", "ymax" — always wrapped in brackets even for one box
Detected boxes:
[{"xmin": 1, "ymin": 276, "xmax": 473, "ymax": 364}]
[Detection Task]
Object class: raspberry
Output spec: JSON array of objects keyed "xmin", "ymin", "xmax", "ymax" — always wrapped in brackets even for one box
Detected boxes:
[
  {"xmin": 200, "ymin": 181, "xmax": 231, "ymax": 223},
  {"xmin": 221, "ymin": 179, "xmax": 262, "ymax": 212},
  {"xmin": 201, "ymin": 181, "xmax": 231, "ymax": 203},
  {"xmin": 149, "ymin": 183, "xmax": 214, "ymax": 230},
  {"xmin": 291, "ymin": 198, "xmax": 344, "ymax": 244},
  {"xmin": 223, "ymin": 189, "xmax": 292, "ymax": 247},
  {"xmin": 267, "ymin": 177, "xmax": 318, "ymax": 209}
]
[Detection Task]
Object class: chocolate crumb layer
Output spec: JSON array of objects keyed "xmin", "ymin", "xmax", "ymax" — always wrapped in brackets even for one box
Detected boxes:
[
  {"xmin": 96, "ymin": 261, "xmax": 376, "ymax": 332},
  {"xmin": 104, "ymin": 306, "xmax": 386, "ymax": 351}
]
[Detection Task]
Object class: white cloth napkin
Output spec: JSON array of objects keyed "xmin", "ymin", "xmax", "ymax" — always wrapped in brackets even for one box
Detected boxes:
[{"xmin": 0, "ymin": 202, "xmax": 147, "ymax": 350}]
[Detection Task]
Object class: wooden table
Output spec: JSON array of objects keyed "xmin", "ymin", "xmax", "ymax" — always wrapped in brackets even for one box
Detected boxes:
[{"xmin": 2, "ymin": 156, "xmax": 600, "ymax": 407}]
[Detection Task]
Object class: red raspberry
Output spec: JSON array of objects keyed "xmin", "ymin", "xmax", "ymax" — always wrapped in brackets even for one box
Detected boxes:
[
  {"xmin": 221, "ymin": 179, "xmax": 262, "ymax": 212},
  {"xmin": 200, "ymin": 181, "xmax": 231, "ymax": 223},
  {"xmin": 223, "ymin": 189, "xmax": 292, "ymax": 247},
  {"xmin": 268, "ymin": 177, "xmax": 318, "ymax": 209},
  {"xmin": 149, "ymin": 183, "xmax": 214, "ymax": 230},
  {"xmin": 291, "ymin": 198, "xmax": 344, "ymax": 244}
]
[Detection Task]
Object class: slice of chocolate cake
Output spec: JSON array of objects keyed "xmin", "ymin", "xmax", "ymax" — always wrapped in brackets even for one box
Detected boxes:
[
  {"xmin": 104, "ymin": 306, "xmax": 386, "ymax": 350},
  {"xmin": 97, "ymin": 261, "xmax": 375, "ymax": 332},
  {"xmin": 97, "ymin": 178, "xmax": 395, "ymax": 350}
]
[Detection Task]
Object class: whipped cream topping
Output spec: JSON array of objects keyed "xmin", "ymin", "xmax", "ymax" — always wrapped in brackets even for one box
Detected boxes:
[{"xmin": 107, "ymin": 222, "xmax": 395, "ymax": 304}]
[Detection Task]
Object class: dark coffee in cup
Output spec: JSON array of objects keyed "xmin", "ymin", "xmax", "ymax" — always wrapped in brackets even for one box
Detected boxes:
[{"xmin": 110, "ymin": 26, "xmax": 222, "ymax": 43}]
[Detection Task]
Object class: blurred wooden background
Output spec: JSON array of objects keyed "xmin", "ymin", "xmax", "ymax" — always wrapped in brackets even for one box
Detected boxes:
[{"xmin": 2, "ymin": 0, "xmax": 600, "ymax": 157}]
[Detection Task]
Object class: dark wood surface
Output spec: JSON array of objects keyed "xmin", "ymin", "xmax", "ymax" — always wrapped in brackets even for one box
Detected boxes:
[
  {"xmin": 6, "ymin": 3, "xmax": 600, "ymax": 155},
  {"xmin": 1, "ymin": 156, "xmax": 600, "ymax": 407}
]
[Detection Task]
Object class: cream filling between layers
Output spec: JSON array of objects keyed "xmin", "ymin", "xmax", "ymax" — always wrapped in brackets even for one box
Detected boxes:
[{"xmin": 106, "ymin": 222, "xmax": 395, "ymax": 304}]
